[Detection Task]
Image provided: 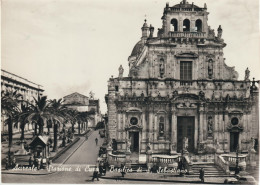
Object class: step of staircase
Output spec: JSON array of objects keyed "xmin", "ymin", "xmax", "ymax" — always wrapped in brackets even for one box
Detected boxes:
[{"xmin": 188, "ymin": 163, "xmax": 232, "ymax": 177}]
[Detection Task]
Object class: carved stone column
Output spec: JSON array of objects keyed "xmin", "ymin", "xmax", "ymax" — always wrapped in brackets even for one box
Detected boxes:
[
  {"xmin": 199, "ymin": 103, "xmax": 204, "ymax": 142},
  {"xmin": 142, "ymin": 113, "xmax": 146, "ymax": 140},
  {"xmin": 171, "ymin": 105, "xmax": 177, "ymax": 154},
  {"xmin": 224, "ymin": 111, "xmax": 229, "ymax": 152}
]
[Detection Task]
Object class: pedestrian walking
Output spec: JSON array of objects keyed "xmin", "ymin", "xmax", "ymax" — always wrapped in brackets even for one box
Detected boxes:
[
  {"xmin": 121, "ymin": 164, "xmax": 126, "ymax": 177},
  {"xmin": 37, "ymin": 158, "xmax": 41, "ymax": 170},
  {"xmin": 29, "ymin": 156, "xmax": 32, "ymax": 167},
  {"xmin": 91, "ymin": 168, "xmax": 99, "ymax": 181},
  {"xmin": 199, "ymin": 167, "xmax": 205, "ymax": 183},
  {"xmin": 95, "ymin": 138, "xmax": 98, "ymax": 145},
  {"xmin": 33, "ymin": 157, "xmax": 37, "ymax": 168}
]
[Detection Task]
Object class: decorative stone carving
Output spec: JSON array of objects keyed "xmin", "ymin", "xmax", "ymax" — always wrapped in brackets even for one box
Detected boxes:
[
  {"xmin": 183, "ymin": 137, "xmax": 189, "ymax": 153},
  {"xmin": 250, "ymin": 137, "xmax": 256, "ymax": 153},
  {"xmin": 207, "ymin": 116, "xmax": 213, "ymax": 137},
  {"xmin": 118, "ymin": 65, "xmax": 124, "ymax": 78},
  {"xmin": 215, "ymin": 138, "xmax": 224, "ymax": 153},
  {"xmin": 89, "ymin": 91, "xmax": 95, "ymax": 99},
  {"xmin": 244, "ymin": 67, "xmax": 250, "ymax": 81},
  {"xmin": 208, "ymin": 26, "xmax": 215, "ymax": 38},
  {"xmin": 216, "ymin": 25, "xmax": 224, "ymax": 43},
  {"xmin": 208, "ymin": 60, "xmax": 214, "ymax": 79},
  {"xmin": 126, "ymin": 138, "xmax": 131, "ymax": 153},
  {"xmin": 211, "ymin": 91, "xmax": 215, "ymax": 100}
]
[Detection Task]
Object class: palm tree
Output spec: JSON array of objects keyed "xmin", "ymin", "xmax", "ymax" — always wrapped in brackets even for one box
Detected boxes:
[
  {"xmin": 27, "ymin": 96, "xmax": 51, "ymax": 135},
  {"xmin": 1, "ymin": 90, "xmax": 22, "ymax": 154},
  {"xmin": 75, "ymin": 111, "xmax": 94, "ymax": 134},
  {"xmin": 14, "ymin": 103, "xmax": 32, "ymax": 154},
  {"xmin": 48, "ymin": 99, "xmax": 67, "ymax": 151}
]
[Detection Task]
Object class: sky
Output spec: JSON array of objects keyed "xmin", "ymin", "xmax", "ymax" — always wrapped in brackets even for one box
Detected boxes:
[{"xmin": 2, "ymin": 0, "xmax": 260, "ymax": 114}]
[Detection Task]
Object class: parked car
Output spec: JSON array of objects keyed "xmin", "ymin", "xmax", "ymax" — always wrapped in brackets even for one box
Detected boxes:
[{"xmin": 224, "ymin": 175, "xmax": 257, "ymax": 184}]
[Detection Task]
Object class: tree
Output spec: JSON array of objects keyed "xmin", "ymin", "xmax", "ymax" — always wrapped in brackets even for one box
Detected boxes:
[
  {"xmin": 27, "ymin": 96, "xmax": 51, "ymax": 135},
  {"xmin": 1, "ymin": 90, "xmax": 22, "ymax": 152},
  {"xmin": 48, "ymin": 99, "xmax": 67, "ymax": 151},
  {"xmin": 75, "ymin": 111, "xmax": 95, "ymax": 134},
  {"xmin": 14, "ymin": 103, "xmax": 32, "ymax": 153}
]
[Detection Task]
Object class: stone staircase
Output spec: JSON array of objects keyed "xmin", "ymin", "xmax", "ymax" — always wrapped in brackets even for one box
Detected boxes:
[{"xmin": 187, "ymin": 163, "xmax": 233, "ymax": 177}]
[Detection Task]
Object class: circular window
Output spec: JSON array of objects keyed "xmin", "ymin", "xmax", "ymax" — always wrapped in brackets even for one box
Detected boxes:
[
  {"xmin": 130, "ymin": 117, "xmax": 138, "ymax": 125},
  {"xmin": 231, "ymin": 117, "xmax": 239, "ymax": 125}
]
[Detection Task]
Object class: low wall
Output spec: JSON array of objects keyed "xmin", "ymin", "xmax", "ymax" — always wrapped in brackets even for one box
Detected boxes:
[{"xmin": 51, "ymin": 137, "xmax": 80, "ymax": 162}]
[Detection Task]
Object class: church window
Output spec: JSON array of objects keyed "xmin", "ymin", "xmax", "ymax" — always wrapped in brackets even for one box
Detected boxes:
[
  {"xmin": 130, "ymin": 117, "xmax": 138, "ymax": 125},
  {"xmin": 231, "ymin": 117, "xmax": 239, "ymax": 125},
  {"xmin": 159, "ymin": 116, "xmax": 165, "ymax": 136},
  {"xmin": 115, "ymin": 85, "xmax": 119, "ymax": 91},
  {"xmin": 183, "ymin": 19, "xmax": 190, "ymax": 32},
  {"xmin": 208, "ymin": 60, "xmax": 213, "ymax": 79},
  {"xmin": 180, "ymin": 61, "xmax": 192, "ymax": 81},
  {"xmin": 170, "ymin": 19, "xmax": 178, "ymax": 31},
  {"xmin": 159, "ymin": 58, "xmax": 165, "ymax": 78},
  {"xmin": 195, "ymin": 19, "xmax": 202, "ymax": 32}
]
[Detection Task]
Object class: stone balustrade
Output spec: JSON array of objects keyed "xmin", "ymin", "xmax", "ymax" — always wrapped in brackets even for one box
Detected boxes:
[
  {"xmin": 107, "ymin": 153, "xmax": 126, "ymax": 167},
  {"xmin": 152, "ymin": 154, "xmax": 179, "ymax": 164},
  {"xmin": 215, "ymin": 154, "xmax": 230, "ymax": 174},
  {"xmin": 215, "ymin": 153, "xmax": 248, "ymax": 173},
  {"xmin": 169, "ymin": 31, "xmax": 206, "ymax": 38}
]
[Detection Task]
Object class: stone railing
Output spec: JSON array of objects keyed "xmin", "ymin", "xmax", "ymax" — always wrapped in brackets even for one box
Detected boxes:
[
  {"xmin": 215, "ymin": 153, "xmax": 248, "ymax": 173},
  {"xmin": 107, "ymin": 153, "xmax": 126, "ymax": 167},
  {"xmin": 180, "ymin": 81, "xmax": 193, "ymax": 86},
  {"xmin": 169, "ymin": 31, "xmax": 206, "ymax": 38},
  {"xmin": 183, "ymin": 155, "xmax": 193, "ymax": 174},
  {"xmin": 152, "ymin": 154, "xmax": 179, "ymax": 164},
  {"xmin": 215, "ymin": 154, "xmax": 230, "ymax": 174},
  {"xmin": 221, "ymin": 154, "xmax": 247, "ymax": 170}
]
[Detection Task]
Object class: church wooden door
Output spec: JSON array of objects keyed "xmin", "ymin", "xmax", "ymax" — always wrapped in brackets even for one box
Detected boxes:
[
  {"xmin": 230, "ymin": 132, "xmax": 239, "ymax": 152},
  {"xmin": 177, "ymin": 116, "xmax": 195, "ymax": 153}
]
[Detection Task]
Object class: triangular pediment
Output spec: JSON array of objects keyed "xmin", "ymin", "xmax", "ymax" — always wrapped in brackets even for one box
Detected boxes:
[{"xmin": 63, "ymin": 92, "xmax": 88, "ymax": 99}]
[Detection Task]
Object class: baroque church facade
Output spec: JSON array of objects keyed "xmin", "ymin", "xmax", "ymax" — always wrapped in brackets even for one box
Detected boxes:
[{"xmin": 106, "ymin": 0, "xmax": 259, "ymax": 159}]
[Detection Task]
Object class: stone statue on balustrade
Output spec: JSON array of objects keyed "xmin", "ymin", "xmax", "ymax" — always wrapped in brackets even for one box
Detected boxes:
[
  {"xmin": 250, "ymin": 137, "xmax": 256, "ymax": 153},
  {"xmin": 146, "ymin": 142, "xmax": 151, "ymax": 151},
  {"xmin": 215, "ymin": 138, "xmax": 224, "ymax": 153},
  {"xmin": 118, "ymin": 65, "xmax": 124, "ymax": 78},
  {"xmin": 126, "ymin": 139, "xmax": 131, "ymax": 153},
  {"xmin": 183, "ymin": 137, "xmax": 189, "ymax": 153},
  {"xmin": 107, "ymin": 139, "xmax": 113, "ymax": 150},
  {"xmin": 170, "ymin": 142, "xmax": 177, "ymax": 154},
  {"xmin": 244, "ymin": 67, "xmax": 250, "ymax": 81}
]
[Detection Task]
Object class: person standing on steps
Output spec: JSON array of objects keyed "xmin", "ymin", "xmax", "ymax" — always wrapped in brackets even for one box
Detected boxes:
[
  {"xmin": 199, "ymin": 167, "xmax": 205, "ymax": 183},
  {"xmin": 95, "ymin": 138, "xmax": 98, "ymax": 146}
]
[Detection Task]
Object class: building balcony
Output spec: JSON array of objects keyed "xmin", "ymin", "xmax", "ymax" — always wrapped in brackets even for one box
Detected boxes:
[
  {"xmin": 169, "ymin": 31, "xmax": 206, "ymax": 39},
  {"xmin": 180, "ymin": 80, "xmax": 193, "ymax": 86}
]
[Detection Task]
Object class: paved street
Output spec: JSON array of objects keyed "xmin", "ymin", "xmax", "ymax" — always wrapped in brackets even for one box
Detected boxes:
[
  {"xmin": 65, "ymin": 130, "xmax": 102, "ymax": 165},
  {"xmin": 1, "ymin": 130, "xmax": 227, "ymax": 184}
]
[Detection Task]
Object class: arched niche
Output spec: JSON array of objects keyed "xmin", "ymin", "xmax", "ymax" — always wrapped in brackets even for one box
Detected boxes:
[
  {"xmin": 170, "ymin": 18, "xmax": 178, "ymax": 32},
  {"xmin": 183, "ymin": 19, "xmax": 190, "ymax": 32},
  {"xmin": 195, "ymin": 19, "xmax": 202, "ymax": 32}
]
